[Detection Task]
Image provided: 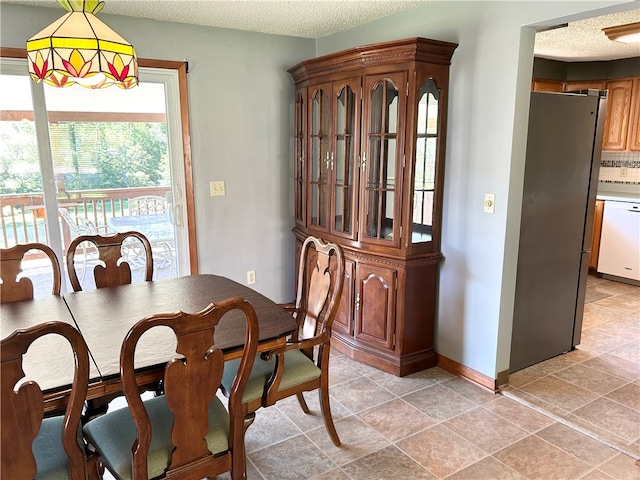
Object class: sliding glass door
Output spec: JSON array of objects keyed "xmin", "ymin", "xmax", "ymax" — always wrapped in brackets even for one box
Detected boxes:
[{"xmin": 0, "ymin": 59, "xmax": 191, "ymax": 293}]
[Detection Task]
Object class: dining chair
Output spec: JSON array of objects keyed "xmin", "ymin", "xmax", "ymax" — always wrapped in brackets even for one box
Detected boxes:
[
  {"xmin": 66, "ymin": 231, "xmax": 154, "ymax": 292},
  {"xmin": 66, "ymin": 231, "xmax": 157, "ymax": 419},
  {"xmin": 0, "ymin": 242, "xmax": 61, "ymax": 303},
  {"xmin": 1, "ymin": 321, "xmax": 97, "ymax": 480},
  {"xmin": 83, "ymin": 297, "xmax": 259, "ymax": 480},
  {"xmin": 221, "ymin": 236, "xmax": 345, "ymax": 446}
]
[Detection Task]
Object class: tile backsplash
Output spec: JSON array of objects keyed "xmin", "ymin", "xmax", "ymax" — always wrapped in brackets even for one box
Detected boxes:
[{"xmin": 599, "ymin": 151, "xmax": 640, "ymax": 185}]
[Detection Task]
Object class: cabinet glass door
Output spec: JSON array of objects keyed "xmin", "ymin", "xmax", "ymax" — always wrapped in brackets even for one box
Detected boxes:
[
  {"xmin": 413, "ymin": 78, "xmax": 439, "ymax": 244},
  {"xmin": 294, "ymin": 87, "xmax": 306, "ymax": 227},
  {"xmin": 362, "ymin": 74, "xmax": 403, "ymax": 245},
  {"xmin": 331, "ymin": 82, "xmax": 358, "ymax": 238},
  {"xmin": 309, "ymin": 85, "xmax": 330, "ymax": 230}
]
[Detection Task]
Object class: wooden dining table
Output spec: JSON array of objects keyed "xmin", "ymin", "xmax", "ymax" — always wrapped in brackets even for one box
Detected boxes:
[{"xmin": 1, "ymin": 274, "xmax": 297, "ymax": 412}]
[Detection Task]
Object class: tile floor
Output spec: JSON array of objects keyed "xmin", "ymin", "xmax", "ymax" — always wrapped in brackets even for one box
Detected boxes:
[
  {"xmin": 105, "ymin": 274, "xmax": 640, "ymax": 480},
  {"xmin": 212, "ymin": 275, "xmax": 639, "ymax": 480}
]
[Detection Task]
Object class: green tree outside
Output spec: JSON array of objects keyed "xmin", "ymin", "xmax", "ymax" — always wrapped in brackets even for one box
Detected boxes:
[{"xmin": 0, "ymin": 120, "xmax": 169, "ymax": 194}]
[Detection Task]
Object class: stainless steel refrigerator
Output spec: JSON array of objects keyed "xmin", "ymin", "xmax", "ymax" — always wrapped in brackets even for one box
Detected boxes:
[{"xmin": 510, "ymin": 90, "xmax": 606, "ymax": 373}]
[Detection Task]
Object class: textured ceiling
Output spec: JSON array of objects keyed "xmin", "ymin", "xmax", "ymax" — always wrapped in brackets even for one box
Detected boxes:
[
  {"xmin": 535, "ymin": 9, "xmax": 640, "ymax": 62},
  {"xmin": 4, "ymin": 1, "xmax": 640, "ymax": 60},
  {"xmin": 4, "ymin": 0, "xmax": 428, "ymax": 39}
]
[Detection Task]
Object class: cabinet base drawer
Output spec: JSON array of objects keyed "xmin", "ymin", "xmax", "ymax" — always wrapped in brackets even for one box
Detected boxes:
[{"xmin": 330, "ymin": 335, "xmax": 436, "ymax": 377}]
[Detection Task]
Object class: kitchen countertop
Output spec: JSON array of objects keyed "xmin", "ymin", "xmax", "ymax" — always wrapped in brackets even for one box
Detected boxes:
[
  {"xmin": 597, "ymin": 192, "xmax": 640, "ymax": 203},
  {"xmin": 597, "ymin": 184, "xmax": 640, "ymax": 203}
]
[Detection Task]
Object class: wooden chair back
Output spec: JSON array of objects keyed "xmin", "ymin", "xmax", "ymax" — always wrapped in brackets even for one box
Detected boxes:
[
  {"xmin": 263, "ymin": 236, "xmax": 344, "ymax": 394},
  {"xmin": 0, "ymin": 243, "xmax": 61, "ymax": 303},
  {"xmin": 120, "ymin": 297, "xmax": 259, "ymax": 479},
  {"xmin": 1, "ymin": 321, "xmax": 90, "ymax": 480},
  {"xmin": 293, "ymin": 236, "xmax": 345, "ymax": 351},
  {"xmin": 66, "ymin": 232, "xmax": 153, "ymax": 291}
]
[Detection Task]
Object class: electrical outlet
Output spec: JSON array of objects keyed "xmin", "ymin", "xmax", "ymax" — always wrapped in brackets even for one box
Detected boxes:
[
  {"xmin": 620, "ymin": 167, "xmax": 628, "ymax": 177},
  {"xmin": 210, "ymin": 180, "xmax": 226, "ymax": 196},
  {"xmin": 247, "ymin": 270, "xmax": 256, "ymax": 285},
  {"xmin": 483, "ymin": 193, "xmax": 495, "ymax": 214}
]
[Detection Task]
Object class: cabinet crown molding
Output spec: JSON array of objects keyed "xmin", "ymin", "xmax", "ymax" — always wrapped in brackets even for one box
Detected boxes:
[{"xmin": 288, "ymin": 37, "xmax": 458, "ymax": 83}]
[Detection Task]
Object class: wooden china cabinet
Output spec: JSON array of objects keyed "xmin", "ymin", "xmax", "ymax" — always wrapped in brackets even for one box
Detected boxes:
[{"xmin": 288, "ymin": 38, "xmax": 457, "ymax": 376}]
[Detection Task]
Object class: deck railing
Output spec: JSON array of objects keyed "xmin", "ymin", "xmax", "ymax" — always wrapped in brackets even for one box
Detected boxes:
[{"xmin": 1, "ymin": 186, "xmax": 171, "ymax": 248}]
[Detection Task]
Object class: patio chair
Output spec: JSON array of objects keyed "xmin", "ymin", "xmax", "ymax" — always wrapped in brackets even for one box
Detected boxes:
[
  {"xmin": 127, "ymin": 195, "xmax": 175, "ymax": 275},
  {"xmin": 128, "ymin": 195, "xmax": 169, "ymax": 216},
  {"xmin": 0, "ymin": 242, "xmax": 61, "ymax": 303}
]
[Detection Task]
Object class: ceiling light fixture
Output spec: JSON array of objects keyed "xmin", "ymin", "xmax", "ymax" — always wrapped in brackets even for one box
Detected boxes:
[
  {"xmin": 602, "ymin": 21, "xmax": 640, "ymax": 44},
  {"xmin": 26, "ymin": 0, "xmax": 137, "ymax": 89}
]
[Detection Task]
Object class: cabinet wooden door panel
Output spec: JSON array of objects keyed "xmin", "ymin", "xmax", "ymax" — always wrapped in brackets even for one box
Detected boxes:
[
  {"xmin": 589, "ymin": 200, "xmax": 604, "ymax": 270},
  {"xmin": 628, "ymin": 78, "xmax": 640, "ymax": 151},
  {"xmin": 333, "ymin": 258, "xmax": 355, "ymax": 337},
  {"xmin": 603, "ymin": 79, "xmax": 633, "ymax": 151},
  {"xmin": 354, "ymin": 263, "xmax": 396, "ymax": 350}
]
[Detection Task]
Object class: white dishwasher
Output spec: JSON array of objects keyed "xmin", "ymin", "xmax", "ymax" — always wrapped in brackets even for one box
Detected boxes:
[{"xmin": 597, "ymin": 200, "xmax": 640, "ymax": 282}]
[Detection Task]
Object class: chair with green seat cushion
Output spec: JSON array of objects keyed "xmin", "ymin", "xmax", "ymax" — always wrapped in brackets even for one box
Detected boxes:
[
  {"xmin": 221, "ymin": 236, "xmax": 345, "ymax": 446},
  {"xmin": 82, "ymin": 297, "xmax": 259, "ymax": 480},
  {"xmin": 1, "ymin": 321, "xmax": 95, "ymax": 480},
  {"xmin": 66, "ymin": 231, "xmax": 159, "ymax": 421}
]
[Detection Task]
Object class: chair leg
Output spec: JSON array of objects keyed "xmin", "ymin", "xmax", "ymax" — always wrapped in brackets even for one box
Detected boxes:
[
  {"xmin": 296, "ymin": 392, "xmax": 310, "ymax": 414},
  {"xmin": 243, "ymin": 411, "xmax": 256, "ymax": 435},
  {"xmin": 85, "ymin": 450, "xmax": 104, "ymax": 480},
  {"xmin": 230, "ymin": 412, "xmax": 255, "ymax": 480},
  {"xmin": 318, "ymin": 386, "xmax": 341, "ymax": 447}
]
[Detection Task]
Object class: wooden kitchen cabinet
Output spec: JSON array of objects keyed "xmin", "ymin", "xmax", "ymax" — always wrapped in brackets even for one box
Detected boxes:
[
  {"xmin": 627, "ymin": 78, "xmax": 640, "ymax": 151},
  {"xmin": 603, "ymin": 78, "xmax": 640, "ymax": 151},
  {"xmin": 289, "ymin": 38, "xmax": 457, "ymax": 375},
  {"xmin": 531, "ymin": 76, "xmax": 640, "ymax": 151},
  {"xmin": 563, "ymin": 80, "xmax": 605, "ymax": 92},
  {"xmin": 589, "ymin": 199, "xmax": 605, "ymax": 270},
  {"xmin": 531, "ymin": 79, "xmax": 605, "ymax": 93},
  {"xmin": 532, "ymin": 79, "xmax": 564, "ymax": 92}
]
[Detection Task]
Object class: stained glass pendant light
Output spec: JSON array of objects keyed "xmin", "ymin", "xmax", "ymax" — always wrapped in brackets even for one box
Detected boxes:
[{"xmin": 26, "ymin": 0, "xmax": 137, "ymax": 89}]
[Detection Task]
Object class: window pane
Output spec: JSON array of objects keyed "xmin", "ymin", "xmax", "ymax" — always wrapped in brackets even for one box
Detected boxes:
[
  {"xmin": 0, "ymin": 75, "xmax": 54, "ymax": 297},
  {"xmin": 413, "ymin": 78, "xmax": 439, "ymax": 244},
  {"xmin": 42, "ymin": 82, "xmax": 176, "ymax": 284}
]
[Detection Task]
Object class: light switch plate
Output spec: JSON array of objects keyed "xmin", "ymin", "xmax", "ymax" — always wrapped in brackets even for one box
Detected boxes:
[
  {"xmin": 484, "ymin": 193, "xmax": 495, "ymax": 214},
  {"xmin": 210, "ymin": 181, "xmax": 225, "ymax": 196}
]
